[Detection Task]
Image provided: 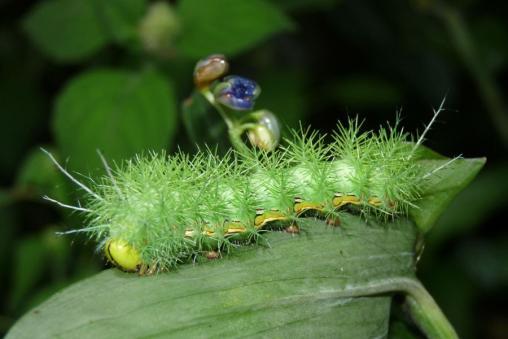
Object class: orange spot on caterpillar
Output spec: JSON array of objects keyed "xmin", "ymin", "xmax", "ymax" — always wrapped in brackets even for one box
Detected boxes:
[
  {"xmin": 138, "ymin": 262, "xmax": 158, "ymax": 276},
  {"xmin": 205, "ymin": 251, "xmax": 220, "ymax": 260},
  {"xmin": 326, "ymin": 217, "xmax": 341, "ymax": 227},
  {"xmin": 285, "ymin": 224, "xmax": 300, "ymax": 234}
]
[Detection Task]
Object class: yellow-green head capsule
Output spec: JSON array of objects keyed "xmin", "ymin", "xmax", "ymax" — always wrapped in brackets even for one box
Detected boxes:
[{"xmin": 105, "ymin": 239, "xmax": 142, "ymax": 272}]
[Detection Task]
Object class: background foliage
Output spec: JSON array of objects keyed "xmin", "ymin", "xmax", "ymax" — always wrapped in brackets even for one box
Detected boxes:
[{"xmin": 0, "ymin": 0, "xmax": 506, "ymax": 337}]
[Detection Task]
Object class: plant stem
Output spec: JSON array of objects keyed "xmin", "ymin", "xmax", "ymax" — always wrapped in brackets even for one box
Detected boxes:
[
  {"xmin": 200, "ymin": 88, "xmax": 251, "ymax": 155},
  {"xmin": 402, "ymin": 279, "xmax": 458, "ymax": 339},
  {"xmin": 365, "ymin": 277, "xmax": 458, "ymax": 338},
  {"xmin": 299, "ymin": 276, "xmax": 458, "ymax": 339}
]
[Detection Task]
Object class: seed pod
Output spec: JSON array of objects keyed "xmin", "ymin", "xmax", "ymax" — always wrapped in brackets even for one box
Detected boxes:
[
  {"xmin": 247, "ymin": 110, "xmax": 280, "ymax": 151},
  {"xmin": 194, "ymin": 54, "xmax": 229, "ymax": 88}
]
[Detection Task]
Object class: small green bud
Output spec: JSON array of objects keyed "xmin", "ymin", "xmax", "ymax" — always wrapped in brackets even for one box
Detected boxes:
[
  {"xmin": 139, "ymin": 2, "xmax": 180, "ymax": 58},
  {"xmin": 246, "ymin": 110, "xmax": 280, "ymax": 151},
  {"xmin": 194, "ymin": 54, "xmax": 229, "ymax": 88}
]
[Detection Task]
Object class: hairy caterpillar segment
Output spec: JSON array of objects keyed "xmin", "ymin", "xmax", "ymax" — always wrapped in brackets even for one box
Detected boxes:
[{"xmin": 79, "ymin": 120, "xmax": 421, "ymax": 273}]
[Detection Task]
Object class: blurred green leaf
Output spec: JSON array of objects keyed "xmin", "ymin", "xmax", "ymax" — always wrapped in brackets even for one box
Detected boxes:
[
  {"xmin": 0, "ymin": 189, "xmax": 12, "ymax": 208},
  {"xmin": 8, "ymin": 216, "xmax": 418, "ymax": 338},
  {"xmin": 9, "ymin": 236, "xmax": 47, "ymax": 312},
  {"xmin": 14, "ymin": 147, "xmax": 69, "ymax": 203},
  {"xmin": 177, "ymin": 0, "xmax": 294, "ymax": 58},
  {"xmin": 96, "ymin": 0, "xmax": 147, "ymax": 44},
  {"xmin": 23, "ymin": 0, "xmax": 146, "ymax": 62},
  {"xmin": 23, "ymin": 0, "xmax": 108, "ymax": 62},
  {"xmin": 53, "ymin": 69, "xmax": 177, "ymax": 174},
  {"xmin": 42, "ymin": 227, "xmax": 72, "ymax": 281},
  {"xmin": 410, "ymin": 157, "xmax": 486, "ymax": 233}
]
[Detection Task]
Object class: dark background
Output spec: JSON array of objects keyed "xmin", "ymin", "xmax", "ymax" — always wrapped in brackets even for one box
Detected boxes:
[{"xmin": 1, "ymin": 0, "xmax": 507, "ymax": 337}]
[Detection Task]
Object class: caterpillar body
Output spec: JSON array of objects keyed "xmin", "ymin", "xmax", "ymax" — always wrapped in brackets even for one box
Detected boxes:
[{"xmin": 48, "ymin": 119, "xmax": 433, "ymax": 275}]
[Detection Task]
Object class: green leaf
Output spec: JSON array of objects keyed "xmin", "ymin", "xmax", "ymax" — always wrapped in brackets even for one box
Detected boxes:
[
  {"xmin": 96, "ymin": 0, "xmax": 147, "ymax": 44},
  {"xmin": 410, "ymin": 157, "xmax": 486, "ymax": 233},
  {"xmin": 414, "ymin": 144, "xmax": 448, "ymax": 161},
  {"xmin": 0, "ymin": 189, "xmax": 12, "ymax": 208},
  {"xmin": 14, "ymin": 147, "xmax": 70, "ymax": 203},
  {"xmin": 9, "ymin": 236, "xmax": 48, "ymax": 312},
  {"xmin": 8, "ymin": 216, "xmax": 420, "ymax": 338},
  {"xmin": 177, "ymin": 0, "xmax": 294, "ymax": 58},
  {"xmin": 53, "ymin": 69, "xmax": 177, "ymax": 174},
  {"xmin": 23, "ymin": 0, "xmax": 108, "ymax": 62},
  {"xmin": 23, "ymin": 0, "xmax": 146, "ymax": 62}
]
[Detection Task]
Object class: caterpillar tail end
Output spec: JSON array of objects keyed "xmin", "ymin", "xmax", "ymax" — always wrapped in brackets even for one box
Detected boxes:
[{"xmin": 105, "ymin": 239, "xmax": 142, "ymax": 273}]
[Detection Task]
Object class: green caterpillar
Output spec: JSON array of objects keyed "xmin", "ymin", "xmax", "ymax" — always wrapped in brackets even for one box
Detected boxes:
[
  {"xmin": 44, "ymin": 54, "xmax": 455, "ymax": 275},
  {"xmin": 44, "ymin": 117, "xmax": 441, "ymax": 275}
]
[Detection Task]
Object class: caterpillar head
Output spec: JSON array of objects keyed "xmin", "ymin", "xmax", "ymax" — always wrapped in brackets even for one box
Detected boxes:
[{"xmin": 105, "ymin": 239, "xmax": 142, "ymax": 272}]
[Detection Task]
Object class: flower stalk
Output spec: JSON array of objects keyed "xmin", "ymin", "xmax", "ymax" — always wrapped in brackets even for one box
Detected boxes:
[{"xmin": 192, "ymin": 54, "xmax": 280, "ymax": 153}]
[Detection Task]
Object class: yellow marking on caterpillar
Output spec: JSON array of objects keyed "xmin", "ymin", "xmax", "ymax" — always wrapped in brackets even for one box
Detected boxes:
[
  {"xmin": 184, "ymin": 222, "xmax": 248, "ymax": 238},
  {"xmin": 293, "ymin": 196, "xmax": 324, "ymax": 215},
  {"xmin": 254, "ymin": 209, "xmax": 288, "ymax": 229},
  {"xmin": 224, "ymin": 220, "xmax": 247, "ymax": 235},
  {"xmin": 368, "ymin": 197, "xmax": 383, "ymax": 207},
  {"xmin": 203, "ymin": 229, "xmax": 215, "ymax": 236},
  {"xmin": 332, "ymin": 193, "xmax": 362, "ymax": 208},
  {"xmin": 184, "ymin": 228, "xmax": 217, "ymax": 237},
  {"xmin": 105, "ymin": 239, "xmax": 142, "ymax": 272}
]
